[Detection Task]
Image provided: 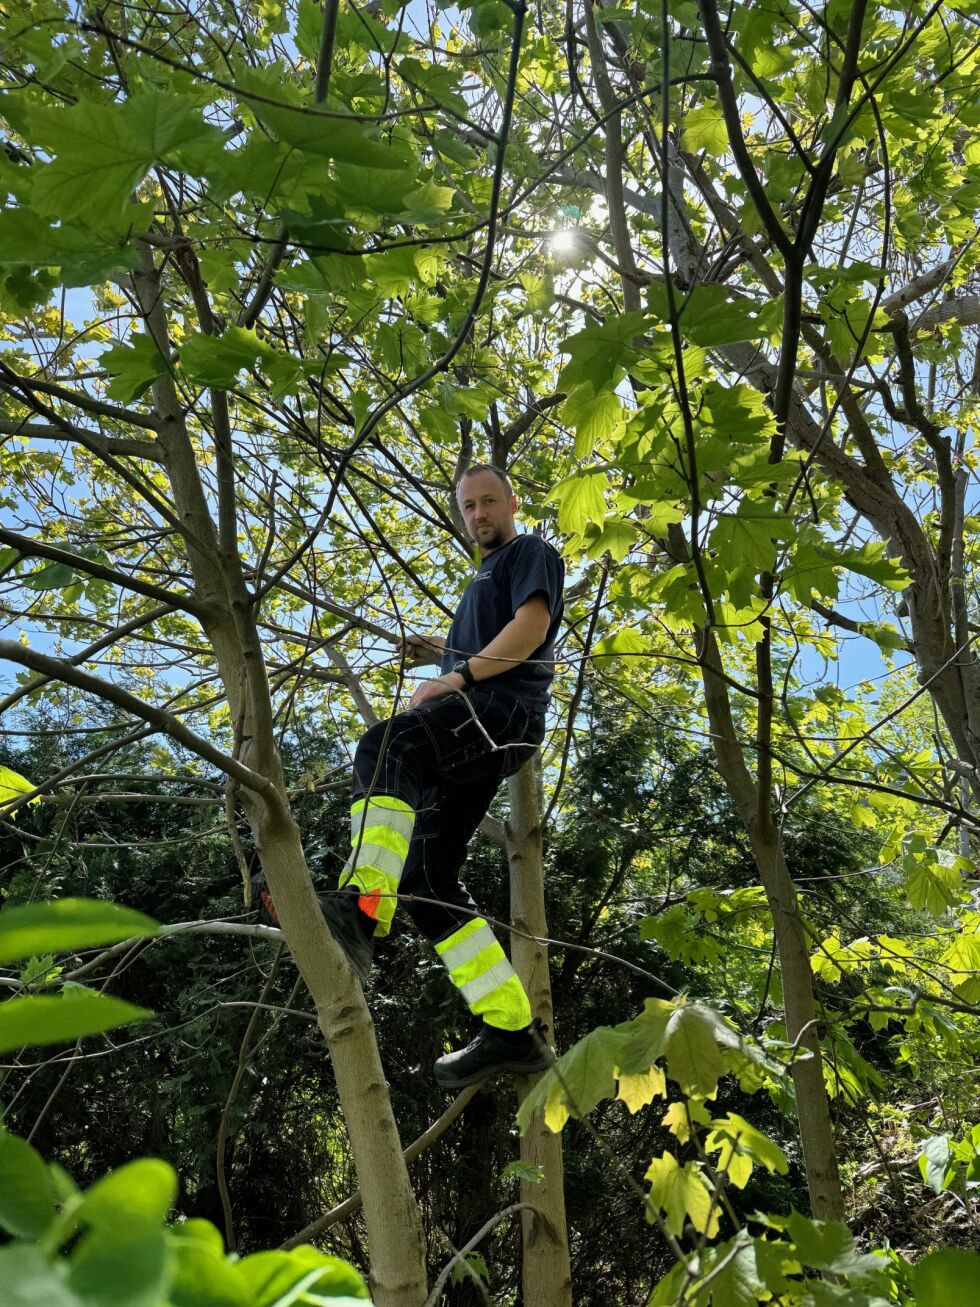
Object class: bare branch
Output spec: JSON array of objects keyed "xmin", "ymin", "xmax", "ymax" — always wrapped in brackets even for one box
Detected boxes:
[
  {"xmin": 0, "ymin": 602, "xmax": 175, "ymax": 716},
  {"xmin": 0, "ymin": 420, "xmax": 163, "ymax": 461},
  {"xmin": 282, "ymin": 1083, "xmax": 482, "ymax": 1247},
  {"xmin": 0, "ymin": 527, "xmax": 205, "ymax": 617},
  {"xmin": 0, "ymin": 640, "xmax": 281, "ymax": 803}
]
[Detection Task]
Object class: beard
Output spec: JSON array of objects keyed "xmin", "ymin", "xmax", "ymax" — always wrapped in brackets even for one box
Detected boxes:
[{"xmin": 474, "ymin": 525, "xmax": 507, "ymax": 552}]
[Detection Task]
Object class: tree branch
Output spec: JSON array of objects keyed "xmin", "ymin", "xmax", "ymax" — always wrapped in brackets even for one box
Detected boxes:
[
  {"xmin": 0, "ymin": 641, "xmax": 281, "ymax": 803},
  {"xmin": 0, "ymin": 420, "xmax": 162, "ymax": 461},
  {"xmin": 281, "ymin": 1083, "xmax": 482, "ymax": 1248},
  {"xmin": 0, "ymin": 602, "xmax": 175, "ymax": 716},
  {"xmin": 0, "ymin": 528, "xmax": 205, "ymax": 618}
]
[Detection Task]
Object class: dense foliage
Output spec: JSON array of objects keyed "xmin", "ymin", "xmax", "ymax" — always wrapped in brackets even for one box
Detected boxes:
[{"xmin": 2, "ymin": 0, "xmax": 980, "ymax": 1303}]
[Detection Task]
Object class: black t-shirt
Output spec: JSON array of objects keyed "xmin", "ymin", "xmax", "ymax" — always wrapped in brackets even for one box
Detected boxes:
[{"xmin": 440, "ymin": 534, "xmax": 564, "ymax": 712}]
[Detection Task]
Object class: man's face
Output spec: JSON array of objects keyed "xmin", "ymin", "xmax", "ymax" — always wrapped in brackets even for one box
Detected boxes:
[{"xmin": 457, "ymin": 471, "xmax": 517, "ymax": 554}]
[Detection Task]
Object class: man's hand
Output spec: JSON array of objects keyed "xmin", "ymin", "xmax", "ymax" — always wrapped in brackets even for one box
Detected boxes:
[
  {"xmin": 409, "ymin": 672, "xmax": 464, "ymax": 709},
  {"xmin": 398, "ymin": 633, "xmax": 446, "ymax": 667}
]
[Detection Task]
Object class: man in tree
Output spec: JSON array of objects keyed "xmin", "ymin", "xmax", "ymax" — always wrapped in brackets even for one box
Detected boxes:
[{"xmin": 324, "ymin": 463, "xmax": 564, "ymax": 1088}]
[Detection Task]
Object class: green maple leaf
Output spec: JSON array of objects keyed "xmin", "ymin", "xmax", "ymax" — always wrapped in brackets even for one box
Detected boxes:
[
  {"xmin": 584, "ymin": 520, "xmax": 637, "ymax": 563},
  {"xmin": 648, "ymin": 282, "xmax": 780, "ymax": 347},
  {"xmin": 615, "ymin": 998, "xmax": 673, "ymax": 1073},
  {"xmin": 0, "ymin": 208, "xmax": 144, "ymax": 285},
  {"xmin": 786, "ymin": 1211, "xmax": 884, "ymax": 1276},
  {"xmin": 663, "ymin": 1002, "xmax": 725, "ymax": 1096},
  {"xmin": 941, "ymin": 931, "xmax": 980, "ymax": 990},
  {"xmin": 591, "ymin": 625, "xmax": 648, "ymax": 666},
  {"xmin": 0, "ymin": 763, "xmax": 40, "ymax": 817},
  {"xmin": 180, "ymin": 327, "xmax": 265, "ymax": 388},
  {"xmin": 645, "ymin": 1152, "xmax": 720, "ymax": 1237},
  {"xmin": 904, "ymin": 862, "xmax": 966, "ymax": 914},
  {"xmin": 395, "ymin": 179, "xmax": 456, "ymax": 223},
  {"xmin": 702, "ymin": 380, "xmax": 776, "ymax": 441},
  {"xmin": 709, "ymin": 504, "xmax": 795, "ymax": 573},
  {"xmin": 837, "ymin": 540, "xmax": 909, "ymax": 591},
  {"xmin": 650, "ymin": 1233, "xmax": 760, "ymax": 1307},
  {"xmin": 681, "ymin": 103, "xmax": 729, "ymax": 156},
  {"xmin": 24, "ymin": 91, "xmax": 224, "ymax": 219},
  {"xmin": 516, "ymin": 1025, "xmax": 625, "ymax": 1133},
  {"xmin": 295, "ymin": 0, "xmax": 326, "ymax": 63},
  {"xmin": 547, "ymin": 470, "xmax": 609, "ymax": 536},
  {"xmin": 102, "ymin": 334, "xmax": 169, "ymax": 403},
  {"xmin": 562, "ymin": 386, "xmax": 624, "ymax": 458},
  {"xmin": 781, "ymin": 534, "xmax": 842, "ymax": 603},
  {"xmin": 704, "ymin": 1113, "xmax": 789, "ymax": 1189},
  {"xmin": 557, "ymin": 313, "xmax": 648, "ymax": 393},
  {"xmin": 240, "ymin": 72, "xmax": 413, "ymax": 171}
]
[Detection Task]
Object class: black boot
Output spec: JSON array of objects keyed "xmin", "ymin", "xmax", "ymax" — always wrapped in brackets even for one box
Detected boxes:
[
  {"xmin": 316, "ymin": 891, "xmax": 374, "ymax": 984},
  {"xmin": 433, "ymin": 1018, "xmax": 554, "ymax": 1089}
]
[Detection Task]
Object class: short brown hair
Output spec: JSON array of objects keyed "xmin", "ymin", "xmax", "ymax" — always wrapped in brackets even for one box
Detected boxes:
[{"xmin": 457, "ymin": 463, "xmax": 513, "ymax": 497}]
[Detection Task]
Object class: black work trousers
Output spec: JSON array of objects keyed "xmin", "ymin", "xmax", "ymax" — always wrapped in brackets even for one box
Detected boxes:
[{"xmin": 351, "ymin": 686, "xmax": 546, "ymax": 942}]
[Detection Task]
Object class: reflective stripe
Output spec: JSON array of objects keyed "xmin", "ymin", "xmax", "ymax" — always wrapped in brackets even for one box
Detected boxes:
[
  {"xmin": 459, "ymin": 957, "xmax": 520, "ymax": 1006},
  {"xmin": 359, "ymin": 825, "xmax": 409, "ymax": 862},
  {"xmin": 435, "ymin": 915, "xmax": 490, "ymax": 956},
  {"xmin": 435, "ymin": 919, "xmax": 532, "ymax": 1029},
  {"xmin": 437, "ymin": 923, "xmax": 497, "ymax": 972},
  {"xmin": 342, "ymin": 798, "xmax": 414, "ymax": 941},
  {"xmin": 348, "ymin": 840, "xmax": 404, "ymax": 881},
  {"xmin": 338, "ymin": 860, "xmax": 398, "ymax": 896},
  {"xmin": 351, "ymin": 797, "xmax": 414, "ymax": 843}
]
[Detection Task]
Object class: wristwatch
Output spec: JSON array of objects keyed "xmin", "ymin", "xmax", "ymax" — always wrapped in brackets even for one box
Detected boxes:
[{"xmin": 452, "ymin": 658, "xmax": 476, "ymax": 688}]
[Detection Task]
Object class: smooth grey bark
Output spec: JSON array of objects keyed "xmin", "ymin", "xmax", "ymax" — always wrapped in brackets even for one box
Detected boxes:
[{"xmin": 506, "ymin": 756, "xmax": 574, "ymax": 1307}]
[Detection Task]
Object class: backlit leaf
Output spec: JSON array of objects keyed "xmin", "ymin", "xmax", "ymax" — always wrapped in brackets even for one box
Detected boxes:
[
  {"xmin": 681, "ymin": 103, "xmax": 730, "ymax": 156},
  {"xmin": 242, "ymin": 81, "xmax": 412, "ymax": 171},
  {"xmin": 547, "ymin": 471, "xmax": 609, "ymax": 536},
  {"xmin": 644, "ymin": 1152, "xmax": 720, "ymax": 1237},
  {"xmin": 102, "ymin": 334, "xmax": 168, "ymax": 404},
  {"xmin": 0, "ymin": 763, "xmax": 39, "ymax": 816},
  {"xmin": 663, "ymin": 1002, "xmax": 725, "ymax": 1096},
  {"xmin": 704, "ymin": 1113, "xmax": 789, "ymax": 1190},
  {"xmin": 616, "ymin": 1065, "xmax": 667, "ymax": 1113},
  {"xmin": 25, "ymin": 91, "xmax": 224, "ymax": 219},
  {"xmin": 648, "ymin": 282, "xmax": 778, "ymax": 346},
  {"xmin": 0, "ymin": 898, "xmax": 158, "ymax": 964},
  {"xmin": 0, "ymin": 1132, "xmax": 57, "ymax": 1239},
  {"xmin": 0, "ymin": 991, "xmax": 152, "ymax": 1054}
]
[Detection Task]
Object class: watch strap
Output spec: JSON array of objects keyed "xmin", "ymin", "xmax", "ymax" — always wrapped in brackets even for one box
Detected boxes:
[{"xmin": 453, "ymin": 658, "xmax": 476, "ymax": 688}]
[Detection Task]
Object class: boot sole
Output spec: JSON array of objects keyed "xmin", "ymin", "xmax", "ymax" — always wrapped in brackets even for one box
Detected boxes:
[{"xmin": 433, "ymin": 1053, "xmax": 555, "ymax": 1090}]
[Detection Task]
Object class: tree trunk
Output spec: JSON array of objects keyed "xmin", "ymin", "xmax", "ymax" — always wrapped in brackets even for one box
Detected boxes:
[
  {"xmin": 506, "ymin": 757, "xmax": 573, "ymax": 1307},
  {"xmin": 254, "ymin": 812, "xmax": 428, "ymax": 1305},
  {"xmin": 130, "ymin": 249, "xmax": 429, "ymax": 1307},
  {"xmin": 698, "ymin": 633, "xmax": 845, "ymax": 1220}
]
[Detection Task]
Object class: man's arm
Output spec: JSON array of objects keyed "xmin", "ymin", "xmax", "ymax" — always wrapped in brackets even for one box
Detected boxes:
[
  {"xmin": 399, "ymin": 633, "xmax": 447, "ymax": 666},
  {"xmin": 409, "ymin": 597, "xmax": 550, "ymax": 707}
]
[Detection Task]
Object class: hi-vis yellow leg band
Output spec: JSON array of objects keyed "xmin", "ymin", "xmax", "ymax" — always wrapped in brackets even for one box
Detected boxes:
[
  {"xmin": 435, "ymin": 917, "xmax": 531, "ymax": 1031},
  {"xmin": 340, "ymin": 796, "xmax": 415, "ymax": 938}
]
